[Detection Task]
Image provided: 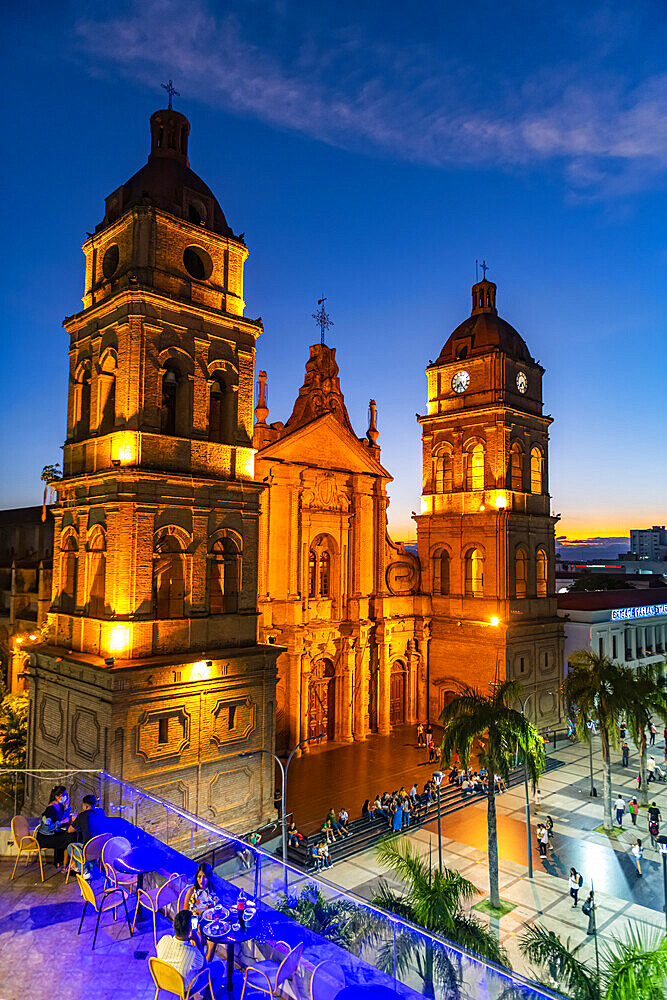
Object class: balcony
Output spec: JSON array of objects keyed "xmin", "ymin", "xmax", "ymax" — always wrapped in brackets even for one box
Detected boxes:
[{"xmin": 1, "ymin": 771, "xmax": 562, "ymax": 999}]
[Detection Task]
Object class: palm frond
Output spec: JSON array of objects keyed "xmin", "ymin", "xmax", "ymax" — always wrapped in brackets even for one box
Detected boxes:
[
  {"xmin": 451, "ymin": 912, "xmax": 509, "ymax": 967},
  {"xmin": 600, "ymin": 924, "xmax": 667, "ymax": 1000},
  {"xmin": 519, "ymin": 924, "xmax": 599, "ymax": 1000}
]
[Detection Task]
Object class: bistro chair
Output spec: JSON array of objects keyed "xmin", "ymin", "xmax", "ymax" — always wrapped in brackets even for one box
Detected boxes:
[
  {"xmin": 310, "ymin": 960, "xmax": 346, "ymax": 1000},
  {"xmin": 148, "ymin": 958, "xmax": 212, "ymax": 1000},
  {"xmin": 65, "ymin": 831, "xmax": 112, "ymax": 884},
  {"xmin": 240, "ymin": 942, "xmax": 303, "ymax": 998},
  {"xmin": 75, "ymin": 873, "xmax": 133, "ymax": 950},
  {"xmin": 10, "ymin": 815, "xmax": 44, "ymax": 882},
  {"xmin": 101, "ymin": 835, "xmax": 135, "ymax": 891},
  {"xmin": 133, "ymin": 873, "xmax": 182, "ymax": 947}
]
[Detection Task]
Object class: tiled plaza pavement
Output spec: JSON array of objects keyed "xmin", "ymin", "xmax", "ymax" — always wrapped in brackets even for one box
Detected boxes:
[{"xmin": 315, "ymin": 733, "xmax": 667, "ymax": 979}]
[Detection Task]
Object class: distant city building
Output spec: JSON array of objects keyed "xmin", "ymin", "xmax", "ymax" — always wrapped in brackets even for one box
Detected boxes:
[
  {"xmin": 557, "ymin": 587, "xmax": 667, "ymax": 673},
  {"xmin": 630, "ymin": 525, "xmax": 667, "ymax": 561}
]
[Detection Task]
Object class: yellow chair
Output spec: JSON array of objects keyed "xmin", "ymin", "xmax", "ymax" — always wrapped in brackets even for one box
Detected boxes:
[
  {"xmin": 240, "ymin": 942, "xmax": 303, "ymax": 998},
  {"xmin": 65, "ymin": 831, "xmax": 112, "ymax": 885},
  {"xmin": 133, "ymin": 873, "xmax": 183, "ymax": 947},
  {"xmin": 309, "ymin": 960, "xmax": 347, "ymax": 1000},
  {"xmin": 10, "ymin": 815, "xmax": 44, "ymax": 883},
  {"xmin": 148, "ymin": 957, "xmax": 212, "ymax": 1000},
  {"xmin": 101, "ymin": 835, "xmax": 136, "ymax": 891},
  {"xmin": 76, "ymin": 873, "xmax": 133, "ymax": 950}
]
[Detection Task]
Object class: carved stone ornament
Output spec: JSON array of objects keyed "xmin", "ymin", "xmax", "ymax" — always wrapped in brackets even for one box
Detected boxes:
[
  {"xmin": 386, "ymin": 553, "xmax": 420, "ymax": 595},
  {"xmin": 301, "ymin": 472, "xmax": 350, "ymax": 512}
]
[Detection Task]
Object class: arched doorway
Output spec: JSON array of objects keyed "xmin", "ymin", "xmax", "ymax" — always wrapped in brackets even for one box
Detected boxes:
[
  {"xmin": 390, "ymin": 661, "xmax": 406, "ymax": 726},
  {"xmin": 308, "ymin": 659, "xmax": 336, "ymax": 741}
]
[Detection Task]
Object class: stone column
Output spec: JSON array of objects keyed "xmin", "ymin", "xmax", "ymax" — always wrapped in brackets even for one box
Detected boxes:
[
  {"xmin": 377, "ymin": 627, "xmax": 391, "ymax": 734},
  {"xmin": 300, "ymin": 654, "xmax": 311, "ymax": 751},
  {"xmin": 406, "ymin": 640, "xmax": 418, "ymax": 724},
  {"xmin": 353, "ymin": 630, "xmax": 370, "ymax": 740},
  {"xmin": 340, "ymin": 638, "xmax": 355, "ymax": 742}
]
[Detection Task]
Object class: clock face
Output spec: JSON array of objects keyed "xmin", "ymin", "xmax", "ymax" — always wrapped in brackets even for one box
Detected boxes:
[
  {"xmin": 451, "ymin": 371, "xmax": 470, "ymax": 394},
  {"xmin": 516, "ymin": 371, "xmax": 528, "ymax": 394}
]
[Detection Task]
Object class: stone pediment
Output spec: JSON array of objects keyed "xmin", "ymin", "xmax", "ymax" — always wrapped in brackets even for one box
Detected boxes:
[{"xmin": 256, "ymin": 411, "xmax": 391, "ymax": 479}]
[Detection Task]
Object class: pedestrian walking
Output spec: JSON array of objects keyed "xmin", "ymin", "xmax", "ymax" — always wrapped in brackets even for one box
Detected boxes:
[
  {"xmin": 540, "ymin": 824, "xmax": 550, "ymax": 858},
  {"xmin": 647, "ymin": 755, "xmax": 656, "ymax": 782},
  {"xmin": 545, "ymin": 815, "xmax": 554, "ymax": 840},
  {"xmin": 650, "ymin": 723, "xmax": 656, "ymax": 746},
  {"xmin": 628, "ymin": 797, "xmax": 639, "ymax": 826},
  {"xmin": 535, "ymin": 788, "xmax": 542, "ymax": 811},
  {"xmin": 537, "ymin": 823, "xmax": 545, "ymax": 857},
  {"xmin": 416, "ymin": 722, "xmax": 424, "ymax": 747},
  {"xmin": 632, "ymin": 839, "xmax": 643, "ymax": 876},
  {"xmin": 425, "ymin": 723, "xmax": 433, "ymax": 751},
  {"xmin": 619, "ymin": 721, "xmax": 626, "ymax": 741},
  {"xmin": 569, "ymin": 868, "xmax": 582, "ymax": 907},
  {"xmin": 648, "ymin": 802, "xmax": 661, "ymax": 848},
  {"xmin": 621, "ymin": 741, "xmax": 629, "ymax": 767},
  {"xmin": 582, "ymin": 890, "xmax": 596, "ymax": 936},
  {"xmin": 663, "ymin": 725, "xmax": 667, "ymax": 745},
  {"xmin": 614, "ymin": 793, "xmax": 626, "ymax": 827}
]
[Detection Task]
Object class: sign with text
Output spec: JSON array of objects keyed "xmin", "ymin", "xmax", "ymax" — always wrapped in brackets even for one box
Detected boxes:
[{"xmin": 611, "ymin": 604, "xmax": 667, "ymax": 621}]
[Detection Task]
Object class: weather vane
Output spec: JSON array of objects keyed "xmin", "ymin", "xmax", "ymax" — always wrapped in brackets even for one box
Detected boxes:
[
  {"xmin": 312, "ymin": 297, "xmax": 333, "ymax": 347},
  {"xmin": 161, "ymin": 79, "xmax": 180, "ymax": 110}
]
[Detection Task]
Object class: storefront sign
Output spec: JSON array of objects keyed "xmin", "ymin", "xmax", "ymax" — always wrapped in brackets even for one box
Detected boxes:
[{"xmin": 611, "ymin": 604, "xmax": 667, "ymax": 621}]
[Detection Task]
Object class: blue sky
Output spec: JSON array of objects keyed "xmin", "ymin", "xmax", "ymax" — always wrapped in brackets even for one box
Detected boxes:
[{"xmin": 0, "ymin": 1, "xmax": 665, "ymax": 543}]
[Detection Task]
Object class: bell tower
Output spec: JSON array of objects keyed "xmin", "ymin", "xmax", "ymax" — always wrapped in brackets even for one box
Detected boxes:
[
  {"xmin": 26, "ymin": 106, "xmax": 279, "ymax": 829},
  {"xmin": 415, "ymin": 277, "xmax": 563, "ymax": 726}
]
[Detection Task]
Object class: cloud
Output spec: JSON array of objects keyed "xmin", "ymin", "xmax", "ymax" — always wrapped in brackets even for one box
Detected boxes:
[
  {"xmin": 556, "ymin": 536, "xmax": 630, "ymax": 547},
  {"xmin": 73, "ymin": 0, "xmax": 667, "ymax": 198}
]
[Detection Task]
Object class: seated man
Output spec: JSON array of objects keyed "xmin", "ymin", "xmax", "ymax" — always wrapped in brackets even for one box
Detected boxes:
[
  {"xmin": 65, "ymin": 794, "xmax": 107, "ymax": 878},
  {"xmin": 157, "ymin": 910, "xmax": 223, "ymax": 995}
]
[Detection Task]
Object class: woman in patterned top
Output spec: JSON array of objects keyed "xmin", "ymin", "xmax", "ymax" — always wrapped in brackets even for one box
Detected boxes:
[{"xmin": 184, "ymin": 863, "xmax": 219, "ymax": 960}]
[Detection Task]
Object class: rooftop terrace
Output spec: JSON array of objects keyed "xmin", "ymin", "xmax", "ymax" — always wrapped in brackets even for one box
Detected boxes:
[{"xmin": 0, "ymin": 770, "xmax": 564, "ymax": 1000}]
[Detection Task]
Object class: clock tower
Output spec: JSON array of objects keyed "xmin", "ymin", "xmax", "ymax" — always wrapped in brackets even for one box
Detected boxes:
[{"xmin": 415, "ymin": 277, "xmax": 564, "ymax": 726}]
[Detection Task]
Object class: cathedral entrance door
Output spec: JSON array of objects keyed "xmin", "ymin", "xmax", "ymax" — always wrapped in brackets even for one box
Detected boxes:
[
  {"xmin": 308, "ymin": 659, "xmax": 336, "ymax": 741},
  {"xmin": 390, "ymin": 663, "xmax": 406, "ymax": 726}
]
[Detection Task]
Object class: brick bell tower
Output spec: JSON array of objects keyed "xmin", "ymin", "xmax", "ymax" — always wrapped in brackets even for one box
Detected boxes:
[
  {"xmin": 26, "ymin": 106, "xmax": 280, "ymax": 829},
  {"xmin": 415, "ymin": 275, "xmax": 564, "ymax": 727}
]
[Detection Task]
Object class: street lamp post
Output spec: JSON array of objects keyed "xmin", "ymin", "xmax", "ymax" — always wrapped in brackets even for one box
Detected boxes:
[
  {"xmin": 242, "ymin": 733, "xmax": 324, "ymax": 892},
  {"xmin": 432, "ymin": 770, "xmax": 444, "ymax": 872},
  {"xmin": 657, "ymin": 835, "xmax": 667, "ymax": 932}
]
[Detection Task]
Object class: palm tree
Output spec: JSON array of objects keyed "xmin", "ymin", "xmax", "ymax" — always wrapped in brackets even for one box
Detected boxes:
[
  {"xmin": 564, "ymin": 651, "xmax": 636, "ymax": 831},
  {"xmin": 520, "ymin": 922, "xmax": 667, "ymax": 999},
  {"xmin": 624, "ymin": 662, "xmax": 667, "ymax": 807},
  {"xmin": 372, "ymin": 838, "xmax": 508, "ymax": 998},
  {"xmin": 277, "ymin": 882, "xmax": 366, "ymax": 953},
  {"xmin": 439, "ymin": 679, "xmax": 545, "ymax": 909}
]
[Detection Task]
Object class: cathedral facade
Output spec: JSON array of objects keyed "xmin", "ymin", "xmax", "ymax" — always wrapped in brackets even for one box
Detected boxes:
[{"xmin": 26, "ymin": 108, "xmax": 280, "ymax": 829}]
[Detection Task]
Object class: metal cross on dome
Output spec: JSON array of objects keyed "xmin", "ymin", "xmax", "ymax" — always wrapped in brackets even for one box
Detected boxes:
[
  {"xmin": 312, "ymin": 297, "xmax": 334, "ymax": 346},
  {"xmin": 480, "ymin": 260, "xmax": 489, "ymax": 279},
  {"xmin": 161, "ymin": 79, "xmax": 180, "ymax": 110}
]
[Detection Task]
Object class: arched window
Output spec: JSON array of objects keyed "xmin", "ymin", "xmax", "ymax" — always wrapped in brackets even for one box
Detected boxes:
[
  {"xmin": 209, "ymin": 375, "xmax": 237, "ymax": 444},
  {"xmin": 433, "ymin": 550, "xmax": 450, "ymax": 595},
  {"xmin": 510, "ymin": 443, "xmax": 523, "ymax": 491},
  {"xmin": 536, "ymin": 548, "xmax": 548, "ymax": 597},
  {"xmin": 434, "ymin": 452, "xmax": 452, "ymax": 493},
  {"xmin": 308, "ymin": 535, "xmax": 335, "ymax": 599},
  {"xmin": 466, "ymin": 443, "xmax": 485, "ymax": 491},
  {"xmin": 308, "ymin": 550, "xmax": 316, "ymax": 598},
  {"xmin": 61, "ymin": 535, "xmax": 78, "ymax": 613},
  {"xmin": 209, "ymin": 537, "xmax": 241, "ymax": 614},
  {"xmin": 88, "ymin": 531, "xmax": 106, "ymax": 617},
  {"xmin": 98, "ymin": 353, "xmax": 116, "ymax": 435},
  {"xmin": 515, "ymin": 547, "xmax": 528, "ymax": 599},
  {"xmin": 319, "ymin": 552, "xmax": 331, "ymax": 597},
  {"xmin": 74, "ymin": 367, "xmax": 91, "ymax": 439},
  {"xmin": 161, "ymin": 368, "xmax": 179, "ymax": 436},
  {"xmin": 530, "ymin": 447, "xmax": 543, "ymax": 494},
  {"xmin": 464, "ymin": 548, "xmax": 483, "ymax": 597},
  {"xmin": 154, "ymin": 533, "xmax": 186, "ymax": 618}
]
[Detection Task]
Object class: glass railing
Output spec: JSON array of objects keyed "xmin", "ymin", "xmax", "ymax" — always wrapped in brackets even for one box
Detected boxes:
[{"xmin": 14, "ymin": 768, "xmax": 565, "ymax": 1000}]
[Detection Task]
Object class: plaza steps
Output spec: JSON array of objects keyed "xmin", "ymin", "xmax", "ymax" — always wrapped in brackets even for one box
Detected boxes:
[{"xmin": 285, "ymin": 753, "xmax": 565, "ymax": 871}]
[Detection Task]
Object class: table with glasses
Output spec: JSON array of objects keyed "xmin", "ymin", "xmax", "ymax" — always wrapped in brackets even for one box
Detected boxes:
[
  {"xmin": 113, "ymin": 845, "xmax": 167, "ymax": 920},
  {"xmin": 201, "ymin": 900, "xmax": 258, "ymax": 996}
]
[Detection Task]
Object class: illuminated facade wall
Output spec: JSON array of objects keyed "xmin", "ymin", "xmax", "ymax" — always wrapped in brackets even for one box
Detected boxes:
[
  {"xmin": 415, "ymin": 279, "xmax": 564, "ymax": 726},
  {"xmin": 26, "ymin": 108, "xmax": 279, "ymax": 830}
]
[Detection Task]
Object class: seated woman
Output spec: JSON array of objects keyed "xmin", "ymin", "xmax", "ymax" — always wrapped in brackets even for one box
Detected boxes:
[
  {"xmin": 361, "ymin": 799, "xmax": 371, "ymax": 821},
  {"xmin": 338, "ymin": 808, "xmax": 350, "ymax": 836},
  {"xmin": 35, "ymin": 785, "xmax": 76, "ymax": 871},
  {"xmin": 317, "ymin": 840, "xmax": 333, "ymax": 868},
  {"xmin": 184, "ymin": 863, "xmax": 219, "ymax": 961},
  {"xmin": 320, "ymin": 818, "xmax": 336, "ymax": 844},
  {"xmin": 325, "ymin": 808, "xmax": 345, "ymax": 839},
  {"xmin": 287, "ymin": 820, "xmax": 303, "ymax": 848}
]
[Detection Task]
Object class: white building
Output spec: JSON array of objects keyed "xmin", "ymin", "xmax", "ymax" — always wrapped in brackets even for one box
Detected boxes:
[
  {"xmin": 630, "ymin": 526, "xmax": 667, "ymax": 561},
  {"xmin": 557, "ymin": 588, "xmax": 667, "ymax": 673}
]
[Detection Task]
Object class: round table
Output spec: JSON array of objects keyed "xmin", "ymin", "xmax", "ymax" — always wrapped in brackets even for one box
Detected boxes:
[
  {"xmin": 201, "ymin": 908, "xmax": 258, "ymax": 996},
  {"xmin": 113, "ymin": 846, "xmax": 166, "ymax": 920}
]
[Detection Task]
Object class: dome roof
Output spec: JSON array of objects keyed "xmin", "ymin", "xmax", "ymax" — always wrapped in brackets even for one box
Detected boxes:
[
  {"xmin": 433, "ymin": 279, "xmax": 534, "ymax": 365},
  {"xmin": 96, "ymin": 109, "xmax": 233, "ymax": 238}
]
